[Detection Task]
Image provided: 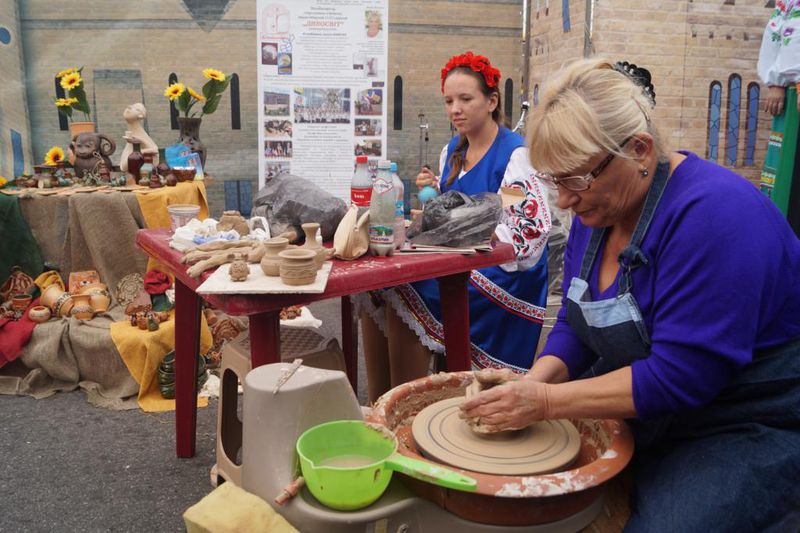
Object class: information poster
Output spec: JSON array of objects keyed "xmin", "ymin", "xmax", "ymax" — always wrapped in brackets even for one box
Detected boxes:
[{"xmin": 257, "ymin": 0, "xmax": 389, "ymax": 200}]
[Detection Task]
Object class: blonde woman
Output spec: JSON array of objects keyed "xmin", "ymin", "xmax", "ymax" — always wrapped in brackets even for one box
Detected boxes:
[{"xmin": 461, "ymin": 58, "xmax": 800, "ymax": 529}]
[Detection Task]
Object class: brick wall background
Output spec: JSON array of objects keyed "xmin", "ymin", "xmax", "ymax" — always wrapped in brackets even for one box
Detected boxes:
[{"xmin": 1, "ymin": 0, "xmax": 780, "ymax": 215}]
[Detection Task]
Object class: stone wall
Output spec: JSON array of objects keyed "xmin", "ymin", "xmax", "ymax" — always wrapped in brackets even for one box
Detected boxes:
[{"xmin": 529, "ymin": 0, "xmax": 773, "ymax": 182}]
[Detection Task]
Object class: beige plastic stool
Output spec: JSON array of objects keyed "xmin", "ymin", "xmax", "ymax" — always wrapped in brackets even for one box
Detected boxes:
[
  {"xmin": 214, "ymin": 332, "xmax": 251, "ymax": 486},
  {"xmin": 214, "ymin": 327, "xmax": 347, "ymax": 486}
]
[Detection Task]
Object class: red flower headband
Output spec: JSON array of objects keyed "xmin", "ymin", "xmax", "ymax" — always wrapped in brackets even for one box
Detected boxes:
[{"xmin": 440, "ymin": 52, "xmax": 501, "ymax": 93}]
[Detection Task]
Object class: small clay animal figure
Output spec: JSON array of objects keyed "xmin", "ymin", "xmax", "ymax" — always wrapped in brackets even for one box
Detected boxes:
[
  {"xmin": 70, "ymin": 132, "xmax": 116, "ymax": 179},
  {"xmin": 229, "ymin": 256, "xmax": 250, "ymax": 282}
]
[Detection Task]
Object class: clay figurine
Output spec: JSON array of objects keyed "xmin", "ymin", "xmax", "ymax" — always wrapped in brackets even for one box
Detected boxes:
[
  {"xmin": 229, "ymin": 256, "xmax": 250, "ymax": 282},
  {"xmin": 119, "ymin": 103, "xmax": 159, "ymax": 172},
  {"xmin": 70, "ymin": 132, "xmax": 116, "ymax": 179}
]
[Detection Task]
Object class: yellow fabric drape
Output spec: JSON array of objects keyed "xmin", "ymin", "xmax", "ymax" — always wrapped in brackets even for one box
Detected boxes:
[{"xmin": 110, "ymin": 310, "xmax": 213, "ymax": 412}]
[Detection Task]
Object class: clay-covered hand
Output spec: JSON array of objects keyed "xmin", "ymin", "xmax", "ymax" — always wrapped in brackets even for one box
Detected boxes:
[
  {"xmin": 459, "ymin": 377, "xmax": 553, "ymax": 433},
  {"xmin": 415, "ymin": 166, "xmax": 437, "ymax": 189},
  {"xmin": 465, "ymin": 368, "xmax": 521, "ymax": 401},
  {"xmin": 763, "ymin": 86, "xmax": 786, "ymax": 116}
]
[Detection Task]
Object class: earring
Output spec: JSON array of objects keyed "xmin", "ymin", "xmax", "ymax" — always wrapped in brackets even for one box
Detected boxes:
[{"xmin": 640, "ymin": 167, "xmax": 649, "ymax": 177}]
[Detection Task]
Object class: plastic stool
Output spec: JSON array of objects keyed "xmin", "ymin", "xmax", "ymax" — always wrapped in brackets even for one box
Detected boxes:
[{"xmin": 214, "ymin": 332, "xmax": 251, "ymax": 486}]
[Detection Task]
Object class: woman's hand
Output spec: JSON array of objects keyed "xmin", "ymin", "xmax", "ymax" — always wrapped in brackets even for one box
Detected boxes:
[
  {"xmin": 459, "ymin": 376, "xmax": 552, "ymax": 433},
  {"xmin": 764, "ymin": 86, "xmax": 786, "ymax": 116},
  {"xmin": 416, "ymin": 166, "xmax": 437, "ymax": 189}
]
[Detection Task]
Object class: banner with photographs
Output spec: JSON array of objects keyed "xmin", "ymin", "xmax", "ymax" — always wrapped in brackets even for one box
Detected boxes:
[{"xmin": 257, "ymin": 0, "xmax": 389, "ymax": 200}]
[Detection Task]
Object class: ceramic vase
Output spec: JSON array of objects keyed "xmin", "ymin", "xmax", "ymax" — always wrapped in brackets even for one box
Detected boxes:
[
  {"xmin": 177, "ymin": 117, "xmax": 207, "ymax": 167},
  {"xmin": 278, "ymin": 248, "xmax": 318, "ymax": 286},
  {"xmin": 80, "ymin": 283, "xmax": 111, "ymax": 313},
  {"xmin": 301, "ymin": 222, "xmax": 327, "ymax": 270},
  {"xmin": 70, "ymin": 294, "xmax": 94, "ymax": 320},
  {"xmin": 28, "ymin": 305, "xmax": 52, "ymax": 323},
  {"xmin": 41, "ymin": 284, "xmax": 64, "ymax": 311},
  {"xmin": 260, "ymin": 237, "xmax": 289, "ymax": 276}
]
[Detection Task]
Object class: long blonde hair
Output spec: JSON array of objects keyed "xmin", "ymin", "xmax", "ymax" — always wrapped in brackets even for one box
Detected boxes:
[{"xmin": 527, "ymin": 57, "xmax": 665, "ymax": 176}]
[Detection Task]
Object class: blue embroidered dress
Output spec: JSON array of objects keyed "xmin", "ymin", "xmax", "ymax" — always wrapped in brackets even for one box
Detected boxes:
[{"xmin": 384, "ymin": 127, "xmax": 550, "ymax": 371}]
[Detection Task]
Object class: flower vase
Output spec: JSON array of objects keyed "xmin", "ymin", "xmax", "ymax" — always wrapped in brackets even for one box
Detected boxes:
[
  {"xmin": 69, "ymin": 121, "xmax": 96, "ymax": 139},
  {"xmin": 177, "ymin": 117, "xmax": 207, "ymax": 168}
]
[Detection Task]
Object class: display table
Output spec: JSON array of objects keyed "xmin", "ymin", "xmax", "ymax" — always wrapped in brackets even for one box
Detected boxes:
[{"xmin": 136, "ymin": 229, "xmax": 516, "ymax": 458}]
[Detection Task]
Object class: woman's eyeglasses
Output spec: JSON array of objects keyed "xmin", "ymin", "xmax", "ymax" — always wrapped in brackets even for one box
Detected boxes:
[{"xmin": 535, "ymin": 136, "xmax": 633, "ymax": 192}]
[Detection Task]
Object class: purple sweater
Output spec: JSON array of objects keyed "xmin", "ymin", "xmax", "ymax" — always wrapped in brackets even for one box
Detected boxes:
[{"xmin": 542, "ymin": 152, "xmax": 800, "ymax": 419}]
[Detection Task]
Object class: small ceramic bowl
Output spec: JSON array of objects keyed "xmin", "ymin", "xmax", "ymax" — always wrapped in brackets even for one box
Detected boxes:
[
  {"xmin": 28, "ymin": 305, "xmax": 52, "ymax": 323},
  {"xmin": 11, "ymin": 294, "xmax": 32, "ymax": 312}
]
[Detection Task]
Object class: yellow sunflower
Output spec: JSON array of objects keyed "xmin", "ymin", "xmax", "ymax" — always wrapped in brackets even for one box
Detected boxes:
[
  {"xmin": 54, "ymin": 97, "xmax": 79, "ymax": 107},
  {"xmin": 203, "ymin": 68, "xmax": 226, "ymax": 82},
  {"xmin": 187, "ymin": 86, "xmax": 206, "ymax": 102},
  {"xmin": 44, "ymin": 146, "xmax": 65, "ymax": 166},
  {"xmin": 56, "ymin": 68, "xmax": 76, "ymax": 79},
  {"xmin": 60, "ymin": 72, "xmax": 82, "ymax": 91},
  {"xmin": 164, "ymin": 82, "xmax": 185, "ymax": 101},
  {"xmin": 0, "ymin": 175, "xmax": 7, "ymax": 188}
]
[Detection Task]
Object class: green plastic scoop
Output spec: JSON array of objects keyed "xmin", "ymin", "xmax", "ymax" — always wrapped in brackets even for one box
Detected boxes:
[{"xmin": 296, "ymin": 419, "xmax": 477, "ymax": 511}]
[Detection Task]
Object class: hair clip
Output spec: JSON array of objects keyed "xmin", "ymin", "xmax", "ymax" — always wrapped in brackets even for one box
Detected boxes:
[{"xmin": 613, "ymin": 61, "xmax": 656, "ymax": 107}]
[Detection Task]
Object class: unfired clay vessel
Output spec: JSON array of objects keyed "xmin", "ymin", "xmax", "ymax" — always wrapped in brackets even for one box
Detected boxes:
[
  {"xmin": 217, "ymin": 210, "xmax": 250, "ymax": 236},
  {"xmin": 278, "ymin": 248, "xmax": 317, "ymax": 286},
  {"xmin": 260, "ymin": 237, "xmax": 289, "ymax": 276},
  {"xmin": 301, "ymin": 222, "xmax": 327, "ymax": 270}
]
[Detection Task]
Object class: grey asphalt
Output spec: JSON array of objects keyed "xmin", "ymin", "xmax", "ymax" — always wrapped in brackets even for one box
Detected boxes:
[{"xmin": 0, "ymin": 298, "xmax": 366, "ymax": 532}]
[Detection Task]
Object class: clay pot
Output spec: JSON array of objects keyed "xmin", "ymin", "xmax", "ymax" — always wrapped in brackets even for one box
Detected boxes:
[
  {"xmin": 53, "ymin": 292, "xmax": 75, "ymax": 318},
  {"xmin": 301, "ymin": 222, "xmax": 327, "ymax": 270},
  {"xmin": 28, "ymin": 305, "xmax": 52, "ymax": 323},
  {"xmin": 80, "ymin": 284, "xmax": 111, "ymax": 313},
  {"xmin": 278, "ymin": 248, "xmax": 318, "ymax": 286},
  {"xmin": 218, "ymin": 210, "xmax": 250, "ymax": 236},
  {"xmin": 11, "ymin": 294, "xmax": 32, "ymax": 312},
  {"xmin": 41, "ymin": 284, "xmax": 64, "ymax": 311},
  {"xmin": 260, "ymin": 237, "xmax": 289, "ymax": 276},
  {"xmin": 70, "ymin": 294, "xmax": 94, "ymax": 320}
]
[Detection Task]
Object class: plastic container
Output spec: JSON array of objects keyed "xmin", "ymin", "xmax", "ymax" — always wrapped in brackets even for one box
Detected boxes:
[
  {"xmin": 390, "ymin": 162, "xmax": 406, "ymax": 249},
  {"xmin": 368, "ymin": 160, "xmax": 395, "ymax": 256},
  {"xmin": 351, "ymin": 155, "xmax": 372, "ymax": 207},
  {"xmin": 167, "ymin": 204, "xmax": 201, "ymax": 231}
]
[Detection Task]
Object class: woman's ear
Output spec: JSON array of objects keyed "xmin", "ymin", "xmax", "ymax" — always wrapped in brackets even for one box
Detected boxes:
[
  {"xmin": 488, "ymin": 93, "xmax": 499, "ymax": 113},
  {"xmin": 631, "ymin": 133, "xmax": 654, "ymax": 162}
]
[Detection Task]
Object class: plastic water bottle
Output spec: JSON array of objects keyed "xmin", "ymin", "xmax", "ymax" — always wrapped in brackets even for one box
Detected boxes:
[
  {"xmin": 351, "ymin": 155, "xmax": 372, "ymax": 207},
  {"xmin": 369, "ymin": 160, "xmax": 395, "ymax": 256},
  {"xmin": 390, "ymin": 162, "xmax": 406, "ymax": 249}
]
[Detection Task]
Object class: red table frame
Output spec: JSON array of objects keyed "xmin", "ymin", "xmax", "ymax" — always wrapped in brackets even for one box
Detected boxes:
[{"xmin": 136, "ymin": 229, "xmax": 515, "ymax": 458}]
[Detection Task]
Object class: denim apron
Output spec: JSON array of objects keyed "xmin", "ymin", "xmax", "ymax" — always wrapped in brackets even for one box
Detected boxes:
[{"xmin": 565, "ymin": 162, "xmax": 800, "ymax": 531}]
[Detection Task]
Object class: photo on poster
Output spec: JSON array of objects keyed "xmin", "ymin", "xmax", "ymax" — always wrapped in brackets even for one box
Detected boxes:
[
  {"xmin": 293, "ymin": 88, "xmax": 351, "ymax": 124},
  {"xmin": 261, "ymin": 42, "xmax": 279, "ymax": 65},
  {"xmin": 355, "ymin": 88, "xmax": 382, "ymax": 116},
  {"xmin": 265, "ymin": 119, "xmax": 292, "ymax": 138},
  {"xmin": 352, "ymin": 53, "xmax": 364, "ymax": 71},
  {"xmin": 265, "ymin": 161, "xmax": 291, "ymax": 179},
  {"xmin": 260, "ymin": 3, "xmax": 290, "ymax": 39},
  {"xmin": 264, "ymin": 89, "xmax": 291, "ymax": 116},
  {"xmin": 354, "ymin": 118, "xmax": 381, "ymax": 137},
  {"xmin": 365, "ymin": 10, "xmax": 383, "ymax": 39},
  {"xmin": 278, "ymin": 53, "xmax": 293, "ymax": 75},
  {"xmin": 365, "ymin": 57, "xmax": 379, "ymax": 78},
  {"xmin": 265, "ymin": 140, "xmax": 293, "ymax": 158},
  {"xmin": 355, "ymin": 139, "xmax": 382, "ymax": 157}
]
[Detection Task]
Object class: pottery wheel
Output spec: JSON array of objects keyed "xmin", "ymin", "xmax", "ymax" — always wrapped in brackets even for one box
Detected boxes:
[{"xmin": 411, "ymin": 397, "xmax": 581, "ymax": 476}]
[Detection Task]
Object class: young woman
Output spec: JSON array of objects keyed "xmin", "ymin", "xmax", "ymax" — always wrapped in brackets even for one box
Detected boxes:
[{"xmin": 361, "ymin": 52, "xmax": 551, "ymax": 402}]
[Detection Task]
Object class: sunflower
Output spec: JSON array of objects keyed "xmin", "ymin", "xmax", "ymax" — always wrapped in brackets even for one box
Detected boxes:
[
  {"xmin": 187, "ymin": 86, "xmax": 206, "ymax": 102},
  {"xmin": 0, "ymin": 175, "xmax": 6, "ymax": 188},
  {"xmin": 56, "ymin": 68, "xmax": 77, "ymax": 79},
  {"xmin": 54, "ymin": 97, "xmax": 79, "ymax": 107},
  {"xmin": 203, "ymin": 68, "xmax": 226, "ymax": 82},
  {"xmin": 164, "ymin": 82, "xmax": 185, "ymax": 101},
  {"xmin": 44, "ymin": 146, "xmax": 65, "ymax": 166},
  {"xmin": 60, "ymin": 72, "xmax": 82, "ymax": 91}
]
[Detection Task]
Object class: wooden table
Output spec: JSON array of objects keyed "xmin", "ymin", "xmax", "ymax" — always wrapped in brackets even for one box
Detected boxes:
[{"xmin": 136, "ymin": 229, "xmax": 515, "ymax": 458}]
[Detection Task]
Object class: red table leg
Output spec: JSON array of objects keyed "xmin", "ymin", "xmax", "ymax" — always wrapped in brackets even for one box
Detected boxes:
[
  {"xmin": 248, "ymin": 311, "xmax": 281, "ymax": 367},
  {"xmin": 341, "ymin": 296, "xmax": 358, "ymax": 391},
  {"xmin": 174, "ymin": 279, "xmax": 202, "ymax": 458},
  {"xmin": 438, "ymin": 272, "xmax": 471, "ymax": 371}
]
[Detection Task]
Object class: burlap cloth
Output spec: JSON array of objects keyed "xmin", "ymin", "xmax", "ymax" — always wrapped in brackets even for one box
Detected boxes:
[{"xmin": 0, "ymin": 305, "xmax": 140, "ymax": 409}]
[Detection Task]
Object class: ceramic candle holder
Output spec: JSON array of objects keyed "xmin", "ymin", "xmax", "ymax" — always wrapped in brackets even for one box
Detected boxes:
[{"xmin": 28, "ymin": 305, "xmax": 51, "ymax": 323}]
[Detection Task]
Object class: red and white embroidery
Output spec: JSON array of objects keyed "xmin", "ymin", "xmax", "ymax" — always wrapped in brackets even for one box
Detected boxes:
[
  {"xmin": 502, "ymin": 173, "xmax": 551, "ymax": 262},
  {"xmin": 469, "ymin": 270, "xmax": 546, "ymax": 323}
]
